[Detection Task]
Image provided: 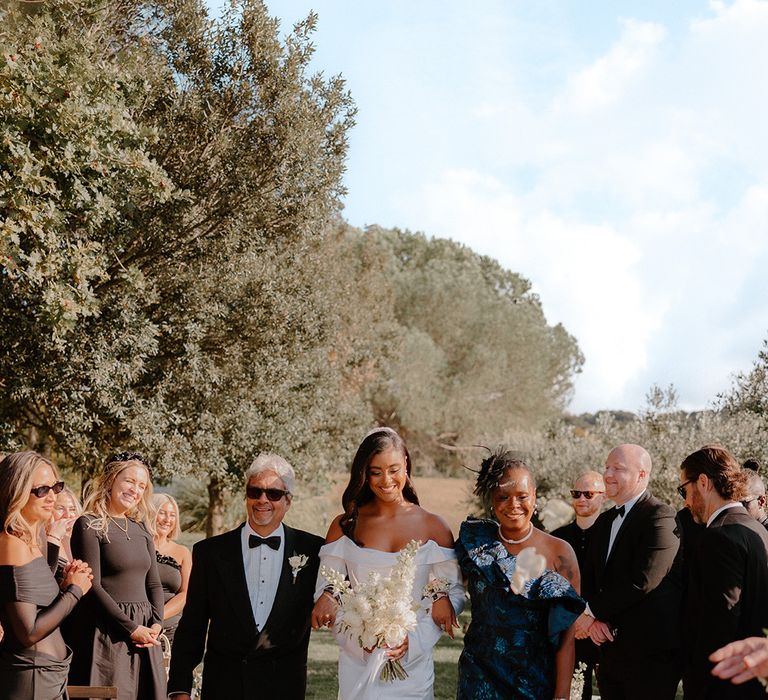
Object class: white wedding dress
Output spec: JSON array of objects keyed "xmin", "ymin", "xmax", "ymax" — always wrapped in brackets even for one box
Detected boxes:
[{"xmin": 315, "ymin": 536, "xmax": 465, "ymax": 700}]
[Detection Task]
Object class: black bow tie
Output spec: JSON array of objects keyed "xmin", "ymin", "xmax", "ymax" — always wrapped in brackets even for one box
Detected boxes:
[
  {"xmin": 249, "ymin": 535, "xmax": 280, "ymax": 550},
  {"xmin": 615, "ymin": 505, "xmax": 626, "ymax": 518}
]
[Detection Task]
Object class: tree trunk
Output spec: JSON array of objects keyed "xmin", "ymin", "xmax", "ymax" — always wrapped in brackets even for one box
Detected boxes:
[{"xmin": 206, "ymin": 476, "xmax": 226, "ymax": 537}]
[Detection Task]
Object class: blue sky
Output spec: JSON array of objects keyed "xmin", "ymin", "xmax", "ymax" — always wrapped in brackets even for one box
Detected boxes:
[{"xmin": 209, "ymin": 0, "xmax": 768, "ymax": 413}]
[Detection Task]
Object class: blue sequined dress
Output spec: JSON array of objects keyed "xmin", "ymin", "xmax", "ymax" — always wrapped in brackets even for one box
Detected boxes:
[{"xmin": 456, "ymin": 519, "xmax": 585, "ymax": 700}]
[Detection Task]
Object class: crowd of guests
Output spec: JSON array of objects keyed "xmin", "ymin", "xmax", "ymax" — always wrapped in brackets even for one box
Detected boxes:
[{"xmin": 1, "ymin": 433, "xmax": 767, "ymax": 699}]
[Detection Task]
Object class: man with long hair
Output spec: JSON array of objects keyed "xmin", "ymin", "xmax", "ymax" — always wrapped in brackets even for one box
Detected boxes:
[{"xmin": 679, "ymin": 445, "xmax": 768, "ymax": 699}]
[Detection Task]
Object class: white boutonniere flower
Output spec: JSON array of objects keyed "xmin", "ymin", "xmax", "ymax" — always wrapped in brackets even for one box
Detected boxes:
[{"xmin": 289, "ymin": 552, "xmax": 309, "ymax": 583}]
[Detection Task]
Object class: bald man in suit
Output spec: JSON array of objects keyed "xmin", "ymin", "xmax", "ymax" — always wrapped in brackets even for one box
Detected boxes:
[{"xmin": 575, "ymin": 444, "xmax": 682, "ymax": 700}]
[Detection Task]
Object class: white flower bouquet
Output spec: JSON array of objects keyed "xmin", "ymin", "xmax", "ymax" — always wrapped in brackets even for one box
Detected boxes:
[{"xmin": 321, "ymin": 539, "xmax": 421, "ymax": 682}]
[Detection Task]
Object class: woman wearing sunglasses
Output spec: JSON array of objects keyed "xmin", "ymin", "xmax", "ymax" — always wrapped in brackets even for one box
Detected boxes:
[
  {"xmin": 68, "ymin": 452, "xmax": 167, "ymax": 700},
  {"xmin": 0, "ymin": 451, "xmax": 92, "ymax": 700}
]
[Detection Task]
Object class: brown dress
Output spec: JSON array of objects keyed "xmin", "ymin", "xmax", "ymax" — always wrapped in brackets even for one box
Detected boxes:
[
  {"xmin": 0, "ymin": 556, "xmax": 83, "ymax": 700},
  {"xmin": 69, "ymin": 515, "xmax": 166, "ymax": 700}
]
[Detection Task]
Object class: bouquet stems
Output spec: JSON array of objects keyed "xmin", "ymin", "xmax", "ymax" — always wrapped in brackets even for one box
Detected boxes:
[{"xmin": 380, "ymin": 658, "xmax": 408, "ymax": 682}]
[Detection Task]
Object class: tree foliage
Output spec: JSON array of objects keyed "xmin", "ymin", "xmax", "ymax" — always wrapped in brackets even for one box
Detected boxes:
[
  {"xmin": 0, "ymin": 0, "xmax": 361, "ymax": 504},
  {"xmin": 1, "ymin": 0, "xmax": 588, "ymax": 536},
  {"xmin": 362, "ymin": 226, "xmax": 584, "ymax": 470},
  {"xmin": 719, "ymin": 335, "xmax": 768, "ymax": 420},
  {"xmin": 508, "ymin": 384, "xmax": 767, "ymax": 508}
]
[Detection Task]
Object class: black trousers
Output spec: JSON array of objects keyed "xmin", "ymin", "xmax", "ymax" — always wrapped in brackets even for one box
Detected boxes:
[{"xmin": 597, "ymin": 649, "xmax": 681, "ymax": 700}]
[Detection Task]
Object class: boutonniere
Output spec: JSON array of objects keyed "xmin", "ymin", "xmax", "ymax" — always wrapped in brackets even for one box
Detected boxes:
[{"xmin": 288, "ymin": 552, "xmax": 309, "ymax": 583}]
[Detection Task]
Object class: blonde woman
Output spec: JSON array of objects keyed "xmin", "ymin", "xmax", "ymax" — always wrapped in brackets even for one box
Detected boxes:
[
  {"xmin": 0, "ymin": 451, "xmax": 92, "ymax": 699},
  {"xmin": 49, "ymin": 485, "xmax": 82, "ymax": 571},
  {"xmin": 152, "ymin": 493, "xmax": 191, "ymax": 643},
  {"xmin": 69, "ymin": 452, "xmax": 166, "ymax": 700}
]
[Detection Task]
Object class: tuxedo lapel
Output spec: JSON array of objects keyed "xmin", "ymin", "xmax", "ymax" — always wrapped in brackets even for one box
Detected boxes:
[
  {"xmin": 217, "ymin": 524, "xmax": 258, "ymax": 638},
  {"xmin": 594, "ymin": 511, "xmax": 614, "ymax": 581},
  {"xmin": 259, "ymin": 525, "xmax": 296, "ymax": 642},
  {"xmin": 604, "ymin": 491, "xmax": 650, "ymax": 569}
]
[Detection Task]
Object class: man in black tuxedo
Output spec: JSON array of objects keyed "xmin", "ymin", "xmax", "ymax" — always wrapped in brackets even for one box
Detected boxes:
[
  {"xmin": 680, "ymin": 445, "xmax": 768, "ymax": 699},
  {"xmin": 167, "ymin": 454, "xmax": 324, "ymax": 700},
  {"xmin": 575, "ymin": 443, "xmax": 682, "ymax": 700},
  {"xmin": 552, "ymin": 470, "xmax": 606, "ymax": 700}
]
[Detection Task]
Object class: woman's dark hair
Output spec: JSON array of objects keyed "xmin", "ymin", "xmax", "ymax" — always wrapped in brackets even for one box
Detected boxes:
[
  {"xmin": 681, "ymin": 444, "xmax": 748, "ymax": 502},
  {"xmin": 473, "ymin": 447, "xmax": 533, "ymax": 515},
  {"xmin": 339, "ymin": 428, "xmax": 419, "ymax": 544}
]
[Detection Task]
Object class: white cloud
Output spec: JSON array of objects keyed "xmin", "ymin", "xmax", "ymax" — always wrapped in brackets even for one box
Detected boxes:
[
  {"xmin": 396, "ymin": 3, "xmax": 768, "ymax": 412},
  {"xmin": 556, "ymin": 19, "xmax": 667, "ymax": 114}
]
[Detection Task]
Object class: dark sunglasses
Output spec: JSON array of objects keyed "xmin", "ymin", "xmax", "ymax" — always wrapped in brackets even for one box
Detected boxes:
[
  {"xmin": 570, "ymin": 490, "xmax": 604, "ymax": 500},
  {"xmin": 677, "ymin": 478, "xmax": 695, "ymax": 499},
  {"xmin": 30, "ymin": 481, "xmax": 65, "ymax": 498},
  {"xmin": 246, "ymin": 486, "xmax": 290, "ymax": 501}
]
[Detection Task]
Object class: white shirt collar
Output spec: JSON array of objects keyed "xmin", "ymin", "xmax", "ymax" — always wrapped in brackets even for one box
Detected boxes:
[
  {"xmin": 242, "ymin": 521, "xmax": 284, "ymax": 540},
  {"xmin": 616, "ymin": 488, "xmax": 646, "ymax": 516},
  {"xmin": 706, "ymin": 502, "xmax": 742, "ymax": 527}
]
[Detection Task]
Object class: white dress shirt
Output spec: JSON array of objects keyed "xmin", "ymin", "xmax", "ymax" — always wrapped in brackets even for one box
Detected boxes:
[
  {"xmin": 606, "ymin": 488, "xmax": 646, "ymax": 560},
  {"xmin": 585, "ymin": 488, "xmax": 649, "ymax": 619},
  {"xmin": 706, "ymin": 501, "xmax": 741, "ymax": 527},
  {"xmin": 241, "ymin": 522, "xmax": 285, "ymax": 631}
]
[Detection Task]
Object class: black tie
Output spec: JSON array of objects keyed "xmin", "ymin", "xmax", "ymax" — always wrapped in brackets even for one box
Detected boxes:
[
  {"xmin": 615, "ymin": 505, "xmax": 626, "ymax": 518},
  {"xmin": 249, "ymin": 535, "xmax": 280, "ymax": 550}
]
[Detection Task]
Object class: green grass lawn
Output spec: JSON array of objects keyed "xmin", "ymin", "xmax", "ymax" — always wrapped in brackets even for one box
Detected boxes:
[
  {"xmin": 306, "ymin": 627, "xmax": 463, "ymax": 700},
  {"xmin": 306, "ymin": 608, "xmax": 685, "ymax": 700}
]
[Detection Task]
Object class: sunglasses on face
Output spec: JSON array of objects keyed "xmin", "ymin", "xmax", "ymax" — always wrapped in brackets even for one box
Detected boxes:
[
  {"xmin": 570, "ymin": 490, "xmax": 604, "ymax": 500},
  {"xmin": 246, "ymin": 486, "xmax": 290, "ymax": 502},
  {"xmin": 30, "ymin": 481, "xmax": 65, "ymax": 498},
  {"xmin": 677, "ymin": 478, "xmax": 695, "ymax": 499}
]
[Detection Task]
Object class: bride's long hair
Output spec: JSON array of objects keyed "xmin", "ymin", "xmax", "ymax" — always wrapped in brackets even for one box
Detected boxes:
[{"xmin": 340, "ymin": 427, "xmax": 419, "ymax": 544}]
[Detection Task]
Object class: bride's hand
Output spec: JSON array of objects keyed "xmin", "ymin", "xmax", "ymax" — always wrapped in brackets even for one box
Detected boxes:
[
  {"xmin": 431, "ymin": 596, "xmax": 458, "ymax": 639},
  {"xmin": 385, "ymin": 636, "xmax": 409, "ymax": 661},
  {"xmin": 311, "ymin": 591, "xmax": 338, "ymax": 630}
]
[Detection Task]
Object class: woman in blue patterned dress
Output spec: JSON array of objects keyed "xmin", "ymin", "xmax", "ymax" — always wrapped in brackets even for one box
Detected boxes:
[{"xmin": 457, "ymin": 449, "xmax": 586, "ymax": 700}]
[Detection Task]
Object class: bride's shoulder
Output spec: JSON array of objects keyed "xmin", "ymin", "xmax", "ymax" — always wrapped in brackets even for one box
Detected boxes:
[
  {"xmin": 324, "ymin": 514, "xmax": 345, "ymax": 544},
  {"xmin": 416, "ymin": 508, "xmax": 454, "ymax": 548}
]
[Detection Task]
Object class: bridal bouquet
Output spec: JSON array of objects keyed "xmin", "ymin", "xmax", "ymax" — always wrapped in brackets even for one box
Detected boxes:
[{"xmin": 321, "ymin": 539, "xmax": 420, "ymax": 682}]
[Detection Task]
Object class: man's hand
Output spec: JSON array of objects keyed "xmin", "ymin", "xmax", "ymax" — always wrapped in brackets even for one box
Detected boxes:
[
  {"xmin": 588, "ymin": 620, "xmax": 615, "ymax": 646},
  {"xmin": 710, "ymin": 637, "xmax": 768, "ymax": 684},
  {"xmin": 573, "ymin": 612, "xmax": 594, "ymax": 640}
]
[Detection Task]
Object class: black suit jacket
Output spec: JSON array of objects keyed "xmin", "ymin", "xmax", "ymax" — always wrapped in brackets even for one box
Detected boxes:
[
  {"xmin": 684, "ymin": 506, "xmax": 768, "ymax": 700},
  {"xmin": 582, "ymin": 490, "xmax": 682, "ymax": 665},
  {"xmin": 168, "ymin": 523, "xmax": 323, "ymax": 700}
]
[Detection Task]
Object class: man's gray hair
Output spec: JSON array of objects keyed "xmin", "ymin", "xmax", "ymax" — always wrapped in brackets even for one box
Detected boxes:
[{"xmin": 244, "ymin": 453, "xmax": 296, "ymax": 494}]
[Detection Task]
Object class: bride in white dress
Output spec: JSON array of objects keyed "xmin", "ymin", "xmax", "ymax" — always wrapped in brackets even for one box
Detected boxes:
[{"xmin": 312, "ymin": 428, "xmax": 465, "ymax": 700}]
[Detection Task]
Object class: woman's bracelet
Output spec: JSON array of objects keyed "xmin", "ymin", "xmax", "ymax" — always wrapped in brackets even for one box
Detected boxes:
[
  {"xmin": 422, "ymin": 577, "xmax": 451, "ymax": 603},
  {"xmin": 322, "ymin": 588, "xmax": 341, "ymax": 605}
]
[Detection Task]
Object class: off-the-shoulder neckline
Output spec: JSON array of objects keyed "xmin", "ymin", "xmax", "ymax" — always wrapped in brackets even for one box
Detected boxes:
[
  {"xmin": 0, "ymin": 555, "xmax": 48, "ymax": 570},
  {"xmin": 326, "ymin": 534, "xmax": 452, "ymax": 554}
]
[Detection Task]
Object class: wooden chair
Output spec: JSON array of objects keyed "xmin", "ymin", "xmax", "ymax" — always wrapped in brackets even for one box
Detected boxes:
[{"xmin": 66, "ymin": 686, "xmax": 119, "ymax": 699}]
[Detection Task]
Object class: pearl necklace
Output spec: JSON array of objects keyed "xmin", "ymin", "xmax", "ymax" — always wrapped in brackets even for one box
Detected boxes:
[
  {"xmin": 498, "ymin": 523, "xmax": 533, "ymax": 545},
  {"xmin": 109, "ymin": 516, "xmax": 131, "ymax": 540}
]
